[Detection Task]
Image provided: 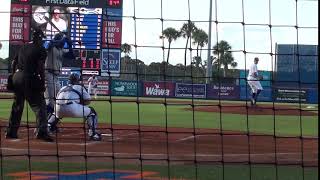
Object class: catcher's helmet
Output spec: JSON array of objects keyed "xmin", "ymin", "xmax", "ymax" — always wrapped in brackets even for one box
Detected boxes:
[{"xmin": 68, "ymin": 73, "xmax": 80, "ymax": 85}]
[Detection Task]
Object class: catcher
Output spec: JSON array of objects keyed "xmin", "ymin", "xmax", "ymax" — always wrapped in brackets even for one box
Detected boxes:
[
  {"xmin": 247, "ymin": 57, "xmax": 263, "ymax": 106},
  {"xmin": 47, "ymin": 73, "xmax": 102, "ymax": 141}
]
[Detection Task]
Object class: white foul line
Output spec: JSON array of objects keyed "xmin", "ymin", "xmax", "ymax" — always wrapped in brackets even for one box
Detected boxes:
[{"xmin": 0, "ymin": 147, "xmax": 317, "ymax": 162}]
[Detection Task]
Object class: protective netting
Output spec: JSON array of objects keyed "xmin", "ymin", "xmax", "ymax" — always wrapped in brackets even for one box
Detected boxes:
[{"xmin": 0, "ymin": 0, "xmax": 318, "ymax": 180}]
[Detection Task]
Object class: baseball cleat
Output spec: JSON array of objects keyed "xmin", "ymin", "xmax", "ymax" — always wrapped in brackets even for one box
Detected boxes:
[
  {"xmin": 5, "ymin": 131, "xmax": 18, "ymax": 139},
  {"xmin": 90, "ymin": 133, "xmax": 102, "ymax": 141},
  {"xmin": 36, "ymin": 132, "xmax": 54, "ymax": 142},
  {"xmin": 48, "ymin": 123, "xmax": 59, "ymax": 134}
]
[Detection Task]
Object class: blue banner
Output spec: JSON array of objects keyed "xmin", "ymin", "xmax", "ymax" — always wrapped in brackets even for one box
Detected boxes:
[
  {"xmin": 307, "ymin": 89, "xmax": 318, "ymax": 104},
  {"xmin": 275, "ymin": 44, "xmax": 318, "ymax": 88},
  {"xmin": 240, "ymin": 86, "xmax": 272, "ymax": 101},
  {"xmin": 207, "ymin": 84, "xmax": 240, "ymax": 100},
  {"xmin": 273, "ymin": 88, "xmax": 307, "ymax": 103},
  {"xmin": 101, "ymin": 49, "xmax": 121, "ymax": 76},
  {"xmin": 105, "ymin": 8, "xmax": 123, "ymax": 20}
]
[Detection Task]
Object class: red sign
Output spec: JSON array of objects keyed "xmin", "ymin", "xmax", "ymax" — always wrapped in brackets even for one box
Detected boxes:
[
  {"xmin": 107, "ymin": 0, "xmax": 122, "ymax": 8},
  {"xmin": 9, "ymin": 4, "xmax": 31, "ymax": 44},
  {"xmin": 102, "ymin": 21, "xmax": 122, "ymax": 48},
  {"xmin": 0, "ymin": 75, "xmax": 8, "ymax": 92},
  {"xmin": 83, "ymin": 78, "xmax": 109, "ymax": 95}
]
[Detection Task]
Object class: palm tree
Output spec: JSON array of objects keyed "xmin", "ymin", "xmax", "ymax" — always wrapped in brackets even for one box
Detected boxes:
[
  {"xmin": 180, "ymin": 21, "xmax": 198, "ymax": 66},
  {"xmin": 212, "ymin": 40, "xmax": 237, "ymax": 77},
  {"xmin": 160, "ymin": 27, "xmax": 181, "ymax": 63},
  {"xmin": 121, "ymin": 43, "xmax": 132, "ymax": 58},
  {"xmin": 192, "ymin": 28, "xmax": 208, "ymax": 68}
]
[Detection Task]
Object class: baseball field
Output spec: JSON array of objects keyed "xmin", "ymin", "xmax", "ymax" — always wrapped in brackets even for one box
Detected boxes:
[{"xmin": 0, "ymin": 94, "xmax": 318, "ymax": 180}]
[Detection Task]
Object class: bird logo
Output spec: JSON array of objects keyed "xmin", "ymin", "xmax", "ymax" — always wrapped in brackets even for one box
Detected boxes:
[{"xmin": 114, "ymin": 85, "xmax": 125, "ymax": 92}]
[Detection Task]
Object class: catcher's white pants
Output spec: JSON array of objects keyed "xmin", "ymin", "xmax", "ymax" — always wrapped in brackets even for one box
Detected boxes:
[
  {"xmin": 247, "ymin": 80, "xmax": 263, "ymax": 93},
  {"xmin": 55, "ymin": 103, "xmax": 91, "ymax": 119}
]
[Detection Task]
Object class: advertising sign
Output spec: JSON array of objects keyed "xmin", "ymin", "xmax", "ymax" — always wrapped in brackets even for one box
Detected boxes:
[
  {"xmin": 175, "ymin": 83, "xmax": 206, "ymax": 98},
  {"xmin": 207, "ymin": 84, "xmax": 239, "ymax": 100},
  {"xmin": 107, "ymin": 0, "xmax": 122, "ymax": 8},
  {"xmin": 240, "ymin": 86, "xmax": 272, "ymax": 102},
  {"xmin": 111, "ymin": 80, "xmax": 139, "ymax": 96},
  {"xmin": 83, "ymin": 77, "xmax": 109, "ymax": 95},
  {"xmin": 143, "ymin": 82, "xmax": 175, "ymax": 97},
  {"xmin": 274, "ymin": 88, "xmax": 307, "ymax": 103},
  {"xmin": 101, "ymin": 49, "xmax": 121, "ymax": 76},
  {"xmin": 105, "ymin": 8, "xmax": 123, "ymax": 21},
  {"xmin": 10, "ymin": 4, "xmax": 31, "ymax": 44},
  {"xmin": 102, "ymin": 20, "xmax": 122, "ymax": 48},
  {"xmin": 58, "ymin": 76, "xmax": 69, "ymax": 87},
  {"xmin": 0, "ymin": 75, "xmax": 8, "ymax": 92}
]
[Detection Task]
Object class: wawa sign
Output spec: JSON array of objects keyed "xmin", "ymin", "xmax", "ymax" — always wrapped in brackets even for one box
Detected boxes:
[{"xmin": 143, "ymin": 82, "xmax": 175, "ymax": 97}]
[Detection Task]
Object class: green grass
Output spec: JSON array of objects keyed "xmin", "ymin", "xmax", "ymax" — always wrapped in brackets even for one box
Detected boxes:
[
  {"xmin": 0, "ymin": 159, "xmax": 318, "ymax": 180},
  {"xmin": 0, "ymin": 97, "xmax": 318, "ymax": 137}
]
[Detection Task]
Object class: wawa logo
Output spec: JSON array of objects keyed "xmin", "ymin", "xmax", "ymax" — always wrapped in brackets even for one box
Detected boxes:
[
  {"xmin": 145, "ymin": 84, "xmax": 170, "ymax": 96},
  {"xmin": 7, "ymin": 169, "xmax": 188, "ymax": 180}
]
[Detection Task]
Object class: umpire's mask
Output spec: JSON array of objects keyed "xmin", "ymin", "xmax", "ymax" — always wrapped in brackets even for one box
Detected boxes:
[{"xmin": 32, "ymin": 28, "xmax": 45, "ymax": 45}]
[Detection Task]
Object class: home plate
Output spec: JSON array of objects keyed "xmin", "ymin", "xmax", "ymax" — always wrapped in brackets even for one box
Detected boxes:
[
  {"xmin": 101, "ymin": 133, "xmax": 112, "ymax": 137},
  {"xmin": 306, "ymin": 106, "xmax": 315, "ymax": 109}
]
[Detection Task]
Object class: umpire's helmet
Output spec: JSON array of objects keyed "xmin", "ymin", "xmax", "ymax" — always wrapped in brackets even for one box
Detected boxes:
[
  {"xmin": 68, "ymin": 73, "xmax": 80, "ymax": 85},
  {"xmin": 32, "ymin": 28, "xmax": 45, "ymax": 41}
]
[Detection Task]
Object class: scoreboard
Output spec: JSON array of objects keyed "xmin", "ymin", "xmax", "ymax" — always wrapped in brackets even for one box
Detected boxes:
[
  {"xmin": 70, "ymin": 8, "xmax": 102, "ymax": 49},
  {"xmin": 9, "ymin": 0, "xmax": 123, "ymax": 77}
]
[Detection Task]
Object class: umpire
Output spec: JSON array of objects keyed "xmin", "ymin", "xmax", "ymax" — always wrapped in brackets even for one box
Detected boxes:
[{"xmin": 6, "ymin": 28, "xmax": 53, "ymax": 142}]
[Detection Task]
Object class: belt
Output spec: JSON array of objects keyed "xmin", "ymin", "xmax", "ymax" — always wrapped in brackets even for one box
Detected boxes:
[
  {"xmin": 15, "ymin": 69, "xmax": 38, "ymax": 76},
  {"xmin": 46, "ymin": 69, "xmax": 60, "ymax": 75},
  {"xmin": 57, "ymin": 102, "xmax": 74, "ymax": 105}
]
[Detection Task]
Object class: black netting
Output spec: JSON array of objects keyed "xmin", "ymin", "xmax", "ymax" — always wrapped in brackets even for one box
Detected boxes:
[{"xmin": 0, "ymin": 0, "xmax": 318, "ymax": 180}]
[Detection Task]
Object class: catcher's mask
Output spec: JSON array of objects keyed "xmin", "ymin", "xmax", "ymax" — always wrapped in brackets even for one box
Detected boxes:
[{"xmin": 68, "ymin": 73, "xmax": 80, "ymax": 85}]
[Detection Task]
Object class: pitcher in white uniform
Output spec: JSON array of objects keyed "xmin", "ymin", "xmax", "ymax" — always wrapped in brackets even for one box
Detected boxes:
[
  {"xmin": 88, "ymin": 75, "xmax": 99, "ymax": 99},
  {"xmin": 247, "ymin": 57, "xmax": 263, "ymax": 106},
  {"xmin": 47, "ymin": 73, "xmax": 102, "ymax": 141}
]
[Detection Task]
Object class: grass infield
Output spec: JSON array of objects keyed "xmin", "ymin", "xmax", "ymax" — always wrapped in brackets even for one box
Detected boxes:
[
  {"xmin": 0, "ymin": 96, "xmax": 318, "ymax": 137},
  {"xmin": 0, "ymin": 95, "xmax": 318, "ymax": 179}
]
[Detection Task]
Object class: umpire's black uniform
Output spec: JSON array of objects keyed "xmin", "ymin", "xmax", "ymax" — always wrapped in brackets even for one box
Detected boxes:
[{"xmin": 6, "ymin": 29, "xmax": 53, "ymax": 142}]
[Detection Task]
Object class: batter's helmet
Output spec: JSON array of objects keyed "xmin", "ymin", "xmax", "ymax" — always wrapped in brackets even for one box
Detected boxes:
[
  {"xmin": 53, "ymin": 33, "xmax": 64, "ymax": 41},
  {"xmin": 68, "ymin": 73, "xmax": 80, "ymax": 85}
]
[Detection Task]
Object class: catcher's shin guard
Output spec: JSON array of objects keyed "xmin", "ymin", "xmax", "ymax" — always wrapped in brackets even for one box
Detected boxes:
[
  {"xmin": 86, "ymin": 107, "xmax": 101, "ymax": 141},
  {"xmin": 48, "ymin": 113, "xmax": 60, "ymax": 133}
]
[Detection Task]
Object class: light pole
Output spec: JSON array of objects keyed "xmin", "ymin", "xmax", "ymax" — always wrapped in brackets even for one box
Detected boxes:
[{"xmin": 206, "ymin": 0, "xmax": 213, "ymax": 84}]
